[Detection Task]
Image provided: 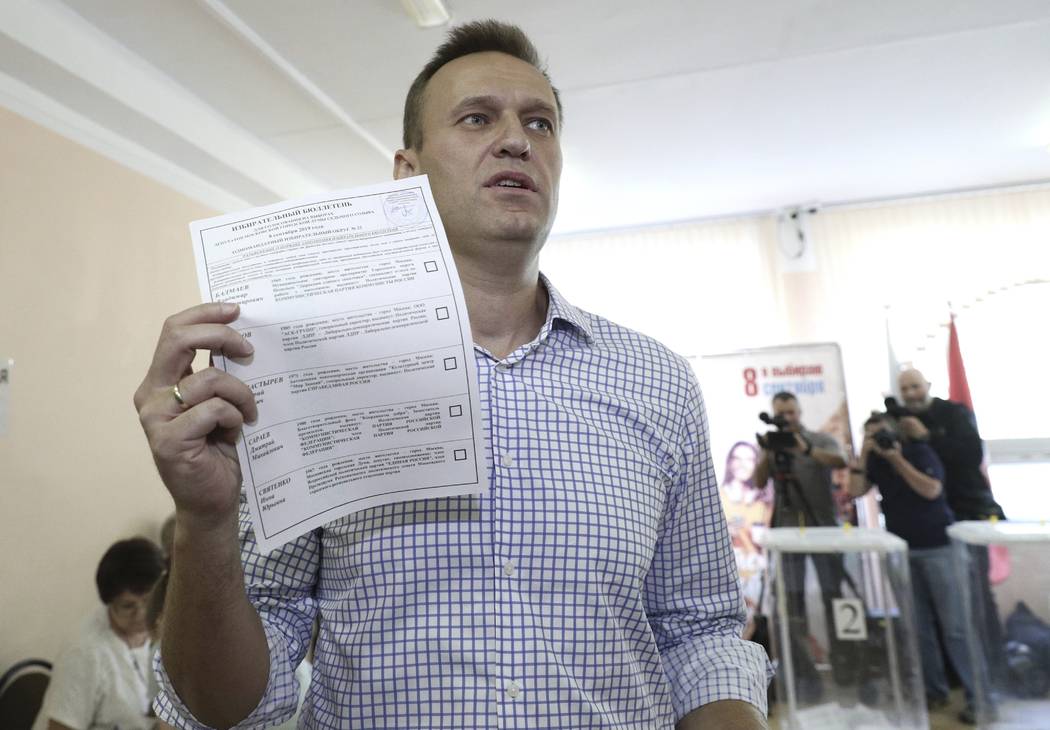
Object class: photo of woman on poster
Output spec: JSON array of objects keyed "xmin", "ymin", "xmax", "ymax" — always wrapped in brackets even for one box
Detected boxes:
[{"xmin": 719, "ymin": 441, "xmax": 773, "ymax": 621}]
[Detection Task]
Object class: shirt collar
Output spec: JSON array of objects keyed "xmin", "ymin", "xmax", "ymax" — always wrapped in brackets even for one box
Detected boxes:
[{"xmin": 540, "ymin": 272, "xmax": 594, "ymax": 345}]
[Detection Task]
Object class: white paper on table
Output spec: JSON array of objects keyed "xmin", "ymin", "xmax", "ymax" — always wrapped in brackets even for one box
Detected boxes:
[{"xmin": 189, "ymin": 175, "xmax": 486, "ymax": 553}]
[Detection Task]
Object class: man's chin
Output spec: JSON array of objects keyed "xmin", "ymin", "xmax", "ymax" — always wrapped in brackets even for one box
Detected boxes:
[{"xmin": 485, "ymin": 214, "xmax": 550, "ymax": 244}]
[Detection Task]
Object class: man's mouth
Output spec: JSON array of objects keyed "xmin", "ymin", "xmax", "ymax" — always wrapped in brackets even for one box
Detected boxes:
[{"xmin": 484, "ymin": 172, "xmax": 537, "ymax": 192}]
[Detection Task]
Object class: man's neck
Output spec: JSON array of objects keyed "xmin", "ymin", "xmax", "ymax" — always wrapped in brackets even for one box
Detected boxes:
[{"xmin": 453, "ymin": 248, "xmax": 547, "ymax": 360}]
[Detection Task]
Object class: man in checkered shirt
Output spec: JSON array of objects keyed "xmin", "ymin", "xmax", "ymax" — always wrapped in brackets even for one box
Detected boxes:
[{"xmin": 134, "ymin": 20, "xmax": 770, "ymax": 730}]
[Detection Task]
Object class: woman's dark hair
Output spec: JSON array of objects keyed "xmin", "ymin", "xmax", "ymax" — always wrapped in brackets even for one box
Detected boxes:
[
  {"xmin": 95, "ymin": 537, "xmax": 165, "ymax": 604},
  {"xmin": 402, "ymin": 20, "xmax": 562, "ymax": 150},
  {"xmin": 722, "ymin": 440, "xmax": 774, "ymax": 506},
  {"xmin": 722, "ymin": 441, "xmax": 758, "ymax": 488}
]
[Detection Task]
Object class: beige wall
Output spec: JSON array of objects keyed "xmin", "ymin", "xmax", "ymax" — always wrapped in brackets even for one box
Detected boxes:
[{"xmin": 0, "ymin": 106, "xmax": 214, "ymax": 671}]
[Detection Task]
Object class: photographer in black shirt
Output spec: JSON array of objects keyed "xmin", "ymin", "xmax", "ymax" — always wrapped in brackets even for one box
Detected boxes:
[
  {"xmin": 896, "ymin": 369, "xmax": 1004, "ymax": 521},
  {"xmin": 896, "ymin": 368, "xmax": 1006, "ymax": 691},
  {"xmin": 849, "ymin": 413, "xmax": 981, "ymax": 724}
]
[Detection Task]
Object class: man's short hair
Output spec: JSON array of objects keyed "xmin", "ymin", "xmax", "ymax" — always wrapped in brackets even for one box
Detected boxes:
[
  {"xmin": 95, "ymin": 537, "xmax": 165, "ymax": 604},
  {"xmin": 865, "ymin": 411, "xmax": 893, "ymax": 428},
  {"xmin": 402, "ymin": 20, "xmax": 563, "ymax": 150},
  {"xmin": 772, "ymin": 391, "xmax": 798, "ymax": 404}
]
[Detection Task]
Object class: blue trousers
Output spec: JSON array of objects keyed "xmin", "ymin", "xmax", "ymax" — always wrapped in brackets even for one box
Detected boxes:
[{"xmin": 909, "ymin": 544, "xmax": 977, "ymax": 701}]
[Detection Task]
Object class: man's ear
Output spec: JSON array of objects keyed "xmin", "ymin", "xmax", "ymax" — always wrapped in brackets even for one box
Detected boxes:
[{"xmin": 393, "ymin": 149, "xmax": 419, "ymax": 180}]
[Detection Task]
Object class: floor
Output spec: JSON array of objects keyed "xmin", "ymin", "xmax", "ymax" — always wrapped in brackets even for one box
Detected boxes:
[
  {"xmin": 771, "ymin": 688, "xmax": 1050, "ymax": 729},
  {"xmin": 927, "ymin": 690, "xmax": 975, "ymax": 730},
  {"xmin": 769, "ymin": 688, "xmax": 976, "ymax": 730}
]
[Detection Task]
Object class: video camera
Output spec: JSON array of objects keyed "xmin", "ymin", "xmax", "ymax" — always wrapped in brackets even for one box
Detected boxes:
[
  {"xmin": 756, "ymin": 412, "xmax": 807, "ymax": 525},
  {"xmin": 756, "ymin": 412, "xmax": 797, "ymax": 451}
]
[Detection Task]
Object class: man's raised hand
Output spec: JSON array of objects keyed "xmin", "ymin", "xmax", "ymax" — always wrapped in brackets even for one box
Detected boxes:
[{"xmin": 133, "ymin": 302, "xmax": 257, "ymax": 528}]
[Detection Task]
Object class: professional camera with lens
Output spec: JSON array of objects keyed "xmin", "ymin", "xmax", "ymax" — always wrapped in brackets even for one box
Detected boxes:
[
  {"xmin": 756, "ymin": 411, "xmax": 797, "ymax": 451},
  {"xmin": 870, "ymin": 400, "xmax": 904, "ymax": 450},
  {"xmin": 872, "ymin": 428, "xmax": 899, "ymax": 450}
]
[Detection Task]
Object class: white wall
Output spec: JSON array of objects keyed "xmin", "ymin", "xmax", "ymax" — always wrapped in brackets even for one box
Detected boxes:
[{"xmin": 544, "ymin": 185, "xmax": 1050, "ymax": 450}]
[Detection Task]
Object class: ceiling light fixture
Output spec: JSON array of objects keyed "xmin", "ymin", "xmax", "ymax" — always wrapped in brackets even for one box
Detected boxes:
[{"xmin": 400, "ymin": 0, "xmax": 451, "ymax": 28}]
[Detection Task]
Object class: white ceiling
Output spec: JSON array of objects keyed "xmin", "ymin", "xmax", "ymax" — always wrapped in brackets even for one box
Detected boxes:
[{"xmin": 1, "ymin": 0, "xmax": 1049, "ymax": 234}]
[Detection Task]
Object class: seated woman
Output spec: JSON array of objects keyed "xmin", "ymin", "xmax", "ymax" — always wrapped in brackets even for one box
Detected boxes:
[{"xmin": 33, "ymin": 537, "xmax": 166, "ymax": 730}]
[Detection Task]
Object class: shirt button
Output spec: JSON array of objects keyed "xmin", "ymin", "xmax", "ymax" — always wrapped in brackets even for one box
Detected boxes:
[
  {"xmin": 506, "ymin": 681, "xmax": 521, "ymax": 699},
  {"xmin": 501, "ymin": 452, "xmax": 515, "ymax": 467},
  {"xmin": 503, "ymin": 559, "xmax": 516, "ymax": 577}
]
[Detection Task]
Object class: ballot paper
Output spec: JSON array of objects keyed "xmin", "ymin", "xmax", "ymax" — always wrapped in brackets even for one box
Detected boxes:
[{"xmin": 189, "ymin": 176, "xmax": 485, "ymax": 553}]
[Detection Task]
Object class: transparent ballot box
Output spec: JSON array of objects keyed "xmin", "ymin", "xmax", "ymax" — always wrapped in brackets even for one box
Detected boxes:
[
  {"xmin": 947, "ymin": 521, "xmax": 1050, "ymax": 729},
  {"xmin": 760, "ymin": 527, "xmax": 926, "ymax": 730}
]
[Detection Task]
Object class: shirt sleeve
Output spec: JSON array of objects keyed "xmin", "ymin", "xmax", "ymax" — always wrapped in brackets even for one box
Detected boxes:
[
  {"xmin": 909, "ymin": 443, "xmax": 946, "ymax": 483},
  {"xmin": 815, "ymin": 431, "xmax": 845, "ymax": 460},
  {"xmin": 643, "ymin": 373, "xmax": 772, "ymax": 721},
  {"xmin": 153, "ymin": 493, "xmax": 320, "ymax": 729},
  {"xmin": 38, "ymin": 643, "xmax": 100, "ymax": 730}
]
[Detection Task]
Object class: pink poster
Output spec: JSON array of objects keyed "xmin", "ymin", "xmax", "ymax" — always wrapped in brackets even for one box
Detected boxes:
[{"xmin": 698, "ymin": 343, "xmax": 854, "ymax": 617}]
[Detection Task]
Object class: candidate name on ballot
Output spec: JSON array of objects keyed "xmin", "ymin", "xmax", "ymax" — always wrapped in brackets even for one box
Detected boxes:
[{"xmin": 190, "ymin": 176, "xmax": 486, "ymax": 553}]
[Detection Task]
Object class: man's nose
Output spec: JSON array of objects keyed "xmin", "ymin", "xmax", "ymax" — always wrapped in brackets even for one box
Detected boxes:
[{"xmin": 494, "ymin": 116, "xmax": 530, "ymax": 160}]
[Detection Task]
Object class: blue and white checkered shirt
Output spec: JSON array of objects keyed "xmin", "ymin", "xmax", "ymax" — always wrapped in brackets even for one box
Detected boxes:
[{"xmin": 155, "ymin": 275, "xmax": 770, "ymax": 728}]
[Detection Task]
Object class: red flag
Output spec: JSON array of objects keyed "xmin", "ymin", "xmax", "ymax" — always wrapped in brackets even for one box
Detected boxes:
[
  {"xmin": 947, "ymin": 314, "xmax": 973, "ymax": 409},
  {"xmin": 949, "ymin": 313, "xmax": 1010, "ymax": 582}
]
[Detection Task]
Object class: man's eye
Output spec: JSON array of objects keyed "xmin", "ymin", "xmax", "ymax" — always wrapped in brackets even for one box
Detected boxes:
[
  {"xmin": 527, "ymin": 118, "xmax": 553, "ymax": 133},
  {"xmin": 462, "ymin": 113, "xmax": 487, "ymax": 126}
]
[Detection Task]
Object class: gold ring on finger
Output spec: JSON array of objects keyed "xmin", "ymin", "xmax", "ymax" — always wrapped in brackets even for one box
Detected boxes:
[{"xmin": 172, "ymin": 383, "xmax": 188, "ymax": 409}]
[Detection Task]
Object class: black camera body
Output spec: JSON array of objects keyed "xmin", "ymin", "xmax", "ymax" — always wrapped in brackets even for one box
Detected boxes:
[
  {"xmin": 873, "ymin": 428, "xmax": 898, "ymax": 450},
  {"xmin": 760, "ymin": 430, "xmax": 798, "ymax": 451},
  {"xmin": 756, "ymin": 411, "xmax": 800, "ymax": 489},
  {"xmin": 883, "ymin": 396, "xmax": 909, "ymax": 419},
  {"xmin": 873, "ymin": 397, "xmax": 907, "ymax": 450}
]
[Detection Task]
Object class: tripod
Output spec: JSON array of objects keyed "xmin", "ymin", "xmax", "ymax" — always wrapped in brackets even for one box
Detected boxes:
[
  {"xmin": 768, "ymin": 448, "xmax": 821, "ymax": 531},
  {"xmin": 766, "ymin": 447, "xmax": 865, "ymax": 688}
]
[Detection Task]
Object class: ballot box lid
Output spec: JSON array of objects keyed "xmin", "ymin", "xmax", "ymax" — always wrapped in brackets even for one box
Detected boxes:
[
  {"xmin": 758, "ymin": 526, "xmax": 907, "ymax": 554},
  {"xmin": 947, "ymin": 520, "xmax": 1050, "ymax": 545}
]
